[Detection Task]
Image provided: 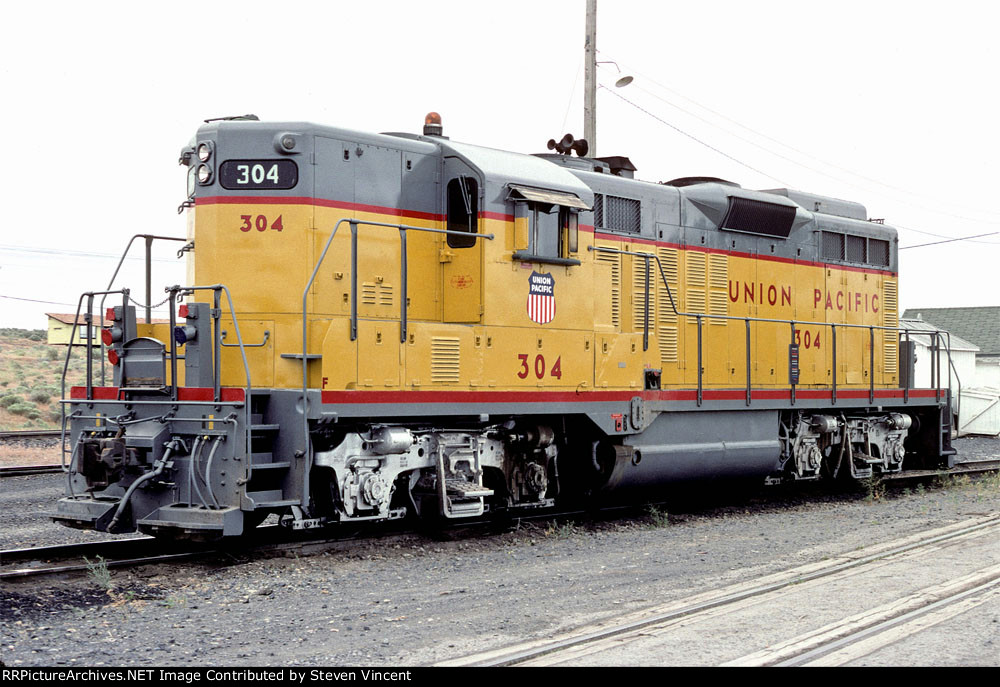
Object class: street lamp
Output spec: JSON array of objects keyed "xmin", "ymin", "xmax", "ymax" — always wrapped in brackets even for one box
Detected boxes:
[{"xmin": 583, "ymin": 0, "xmax": 633, "ymax": 157}]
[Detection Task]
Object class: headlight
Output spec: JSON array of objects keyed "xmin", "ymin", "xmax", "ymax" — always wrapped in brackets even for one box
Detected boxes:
[
  {"xmin": 197, "ymin": 143, "xmax": 212, "ymax": 162},
  {"xmin": 197, "ymin": 164, "xmax": 213, "ymax": 184}
]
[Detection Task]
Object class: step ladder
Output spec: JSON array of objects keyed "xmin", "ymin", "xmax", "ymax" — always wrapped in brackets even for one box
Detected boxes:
[{"xmin": 436, "ymin": 438, "xmax": 493, "ymax": 518}]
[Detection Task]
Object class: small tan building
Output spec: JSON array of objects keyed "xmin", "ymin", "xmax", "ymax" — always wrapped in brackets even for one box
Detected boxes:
[{"xmin": 45, "ymin": 313, "xmax": 98, "ymax": 346}]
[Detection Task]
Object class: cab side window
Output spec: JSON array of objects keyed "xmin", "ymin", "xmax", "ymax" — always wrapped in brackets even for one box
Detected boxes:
[
  {"xmin": 447, "ymin": 177, "xmax": 479, "ymax": 248},
  {"xmin": 522, "ymin": 203, "xmax": 579, "ymax": 259},
  {"xmin": 561, "ymin": 207, "xmax": 579, "ymax": 255},
  {"xmin": 531, "ymin": 203, "xmax": 559, "ymax": 257}
]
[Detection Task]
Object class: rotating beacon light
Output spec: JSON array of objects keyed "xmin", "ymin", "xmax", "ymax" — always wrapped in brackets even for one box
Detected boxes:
[{"xmin": 423, "ymin": 112, "xmax": 443, "ymax": 137}]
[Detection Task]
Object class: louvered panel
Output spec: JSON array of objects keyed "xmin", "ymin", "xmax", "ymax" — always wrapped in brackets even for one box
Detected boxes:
[
  {"xmin": 431, "ymin": 337, "xmax": 460, "ymax": 384},
  {"xmin": 657, "ymin": 325, "xmax": 678, "ymax": 363},
  {"xmin": 685, "ymin": 252, "xmax": 707, "ymax": 319},
  {"xmin": 378, "ymin": 283, "xmax": 394, "ymax": 306},
  {"xmin": 597, "ymin": 250, "xmax": 622, "ymax": 328},
  {"xmin": 656, "ymin": 247, "xmax": 680, "ymax": 322},
  {"xmin": 687, "ymin": 289, "xmax": 706, "ymax": 314},
  {"xmin": 362, "ymin": 282, "xmax": 394, "ymax": 309},
  {"xmin": 709, "ymin": 292, "xmax": 729, "ymax": 324},
  {"xmin": 708, "ymin": 254, "xmax": 729, "ymax": 325},
  {"xmin": 883, "ymin": 280, "xmax": 899, "ymax": 374},
  {"xmin": 656, "ymin": 247, "xmax": 680, "ymax": 364},
  {"xmin": 632, "ymin": 252, "xmax": 655, "ymax": 332},
  {"xmin": 361, "ymin": 283, "xmax": 378, "ymax": 306},
  {"xmin": 882, "ymin": 280, "xmax": 898, "ymax": 327}
]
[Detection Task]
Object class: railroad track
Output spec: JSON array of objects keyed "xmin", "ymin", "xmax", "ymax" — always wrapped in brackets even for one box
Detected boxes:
[
  {"xmin": 2, "ymin": 463, "xmax": 995, "ymax": 579},
  {"xmin": 0, "ymin": 536, "xmax": 207, "ymax": 580},
  {"xmin": 0, "ymin": 429, "xmax": 63, "ymax": 441},
  {"xmin": 439, "ymin": 513, "xmax": 1000, "ymax": 666},
  {"xmin": 0, "ymin": 523, "xmax": 399, "ymax": 581},
  {"xmin": 0, "ymin": 506, "xmax": 587, "ymax": 581},
  {"xmin": 0, "ymin": 429, "xmax": 64, "ymax": 477},
  {"xmin": 3, "ymin": 458, "xmax": 996, "ymax": 481},
  {"xmin": 744, "ymin": 569, "xmax": 1000, "ymax": 666},
  {"xmin": 0, "ymin": 464, "xmax": 64, "ymax": 477}
]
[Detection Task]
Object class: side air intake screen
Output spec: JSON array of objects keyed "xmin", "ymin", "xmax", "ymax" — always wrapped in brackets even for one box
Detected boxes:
[
  {"xmin": 720, "ymin": 197, "xmax": 796, "ymax": 238},
  {"xmin": 594, "ymin": 194, "xmax": 641, "ymax": 234}
]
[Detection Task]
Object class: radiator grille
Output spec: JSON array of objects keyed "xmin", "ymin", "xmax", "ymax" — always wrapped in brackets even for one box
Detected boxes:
[
  {"xmin": 870, "ymin": 238, "xmax": 890, "ymax": 267},
  {"xmin": 846, "ymin": 235, "xmax": 867, "ymax": 263},
  {"xmin": 822, "ymin": 231, "xmax": 893, "ymax": 268},
  {"xmin": 822, "ymin": 232, "xmax": 845, "ymax": 261}
]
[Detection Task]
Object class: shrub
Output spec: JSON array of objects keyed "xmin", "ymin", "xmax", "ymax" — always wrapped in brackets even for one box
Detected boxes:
[
  {"xmin": 46, "ymin": 347, "xmax": 60, "ymax": 361},
  {"xmin": 0, "ymin": 395, "xmax": 20, "ymax": 408},
  {"xmin": 8, "ymin": 402, "xmax": 41, "ymax": 419},
  {"xmin": 30, "ymin": 390, "xmax": 51, "ymax": 404}
]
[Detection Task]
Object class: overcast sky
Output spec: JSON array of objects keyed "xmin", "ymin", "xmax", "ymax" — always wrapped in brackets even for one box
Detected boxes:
[{"xmin": 1, "ymin": 0, "xmax": 997, "ymax": 329}]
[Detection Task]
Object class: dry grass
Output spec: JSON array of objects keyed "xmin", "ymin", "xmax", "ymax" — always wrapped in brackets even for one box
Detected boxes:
[
  {"xmin": 0, "ymin": 444, "xmax": 61, "ymax": 466},
  {"xmin": 0, "ymin": 329, "xmax": 95, "ymax": 431}
]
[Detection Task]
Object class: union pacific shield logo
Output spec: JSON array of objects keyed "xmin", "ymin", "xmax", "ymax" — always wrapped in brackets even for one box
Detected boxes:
[{"xmin": 527, "ymin": 271, "xmax": 556, "ymax": 325}]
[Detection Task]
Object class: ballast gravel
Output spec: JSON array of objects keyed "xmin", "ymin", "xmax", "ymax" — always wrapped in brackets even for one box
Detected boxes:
[{"xmin": 1, "ymin": 436, "xmax": 997, "ymax": 667}]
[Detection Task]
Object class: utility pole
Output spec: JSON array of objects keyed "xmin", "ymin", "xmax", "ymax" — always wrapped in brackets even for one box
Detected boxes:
[{"xmin": 584, "ymin": 0, "xmax": 597, "ymax": 156}]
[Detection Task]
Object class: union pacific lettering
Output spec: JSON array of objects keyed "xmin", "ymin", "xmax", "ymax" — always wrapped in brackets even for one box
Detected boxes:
[
  {"xmin": 729, "ymin": 281, "xmax": 792, "ymax": 306},
  {"xmin": 728, "ymin": 280, "xmax": 881, "ymax": 314},
  {"xmin": 814, "ymin": 288, "xmax": 879, "ymax": 313}
]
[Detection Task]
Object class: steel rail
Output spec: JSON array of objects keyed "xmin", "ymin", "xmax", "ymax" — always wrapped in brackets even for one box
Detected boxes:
[
  {"xmin": 445, "ymin": 515, "xmax": 1000, "ymax": 667},
  {"xmin": 776, "ymin": 573, "xmax": 1000, "ymax": 666},
  {"xmin": 0, "ymin": 430, "xmax": 63, "ymax": 440},
  {"xmin": 0, "ymin": 465, "xmax": 64, "ymax": 477}
]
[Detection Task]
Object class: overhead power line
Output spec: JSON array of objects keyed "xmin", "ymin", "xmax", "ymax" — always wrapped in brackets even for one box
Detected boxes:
[
  {"xmin": 1, "ymin": 293, "xmax": 80, "ymax": 307},
  {"xmin": 604, "ymin": 54, "xmax": 1000, "ymax": 225},
  {"xmin": 0, "ymin": 245, "xmax": 178, "ymax": 263},
  {"xmin": 602, "ymin": 86, "xmax": 789, "ymax": 186},
  {"xmin": 899, "ymin": 232, "xmax": 999, "ymax": 250}
]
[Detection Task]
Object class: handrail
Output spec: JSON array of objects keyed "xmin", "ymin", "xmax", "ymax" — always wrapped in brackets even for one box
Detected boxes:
[
  {"xmin": 300, "ymin": 217, "xmax": 495, "ymax": 500},
  {"xmin": 588, "ymin": 245, "xmax": 955, "ymax": 406},
  {"xmin": 60, "ymin": 289, "xmax": 130, "ymax": 476},
  {"xmin": 62, "ymin": 289, "xmax": 130, "ymax": 403},
  {"xmin": 96, "ymin": 234, "xmax": 188, "ymax": 386},
  {"xmin": 167, "ymin": 284, "xmax": 254, "ymax": 481},
  {"xmin": 221, "ymin": 329, "xmax": 270, "ymax": 348}
]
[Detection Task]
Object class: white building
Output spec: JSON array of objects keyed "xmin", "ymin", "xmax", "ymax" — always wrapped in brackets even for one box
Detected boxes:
[{"xmin": 898, "ymin": 319, "xmax": 997, "ymax": 436}]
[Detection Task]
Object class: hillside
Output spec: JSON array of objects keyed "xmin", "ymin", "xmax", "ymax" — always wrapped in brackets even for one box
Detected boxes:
[{"xmin": 0, "ymin": 328, "xmax": 98, "ymax": 431}]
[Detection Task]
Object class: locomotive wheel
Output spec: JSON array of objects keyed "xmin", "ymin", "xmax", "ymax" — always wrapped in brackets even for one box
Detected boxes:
[
  {"xmin": 243, "ymin": 510, "xmax": 269, "ymax": 531},
  {"xmin": 137, "ymin": 524, "xmax": 224, "ymax": 543},
  {"xmin": 310, "ymin": 466, "xmax": 341, "ymax": 519}
]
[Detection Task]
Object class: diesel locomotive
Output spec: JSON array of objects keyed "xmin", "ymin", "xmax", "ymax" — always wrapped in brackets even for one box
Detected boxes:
[{"xmin": 53, "ymin": 113, "xmax": 956, "ymax": 539}]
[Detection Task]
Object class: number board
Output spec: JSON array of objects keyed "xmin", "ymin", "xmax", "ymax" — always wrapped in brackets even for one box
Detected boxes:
[{"xmin": 219, "ymin": 160, "xmax": 298, "ymax": 190}]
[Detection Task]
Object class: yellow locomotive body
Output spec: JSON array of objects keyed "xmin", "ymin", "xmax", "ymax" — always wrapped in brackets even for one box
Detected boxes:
[
  {"xmin": 190, "ymin": 194, "xmax": 898, "ymax": 396},
  {"xmin": 54, "ymin": 117, "xmax": 950, "ymax": 539}
]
